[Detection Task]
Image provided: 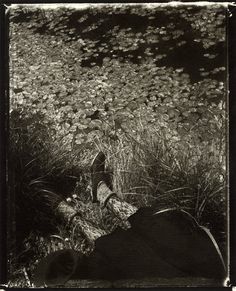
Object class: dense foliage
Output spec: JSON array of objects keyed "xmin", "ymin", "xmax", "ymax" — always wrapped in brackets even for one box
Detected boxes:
[
  {"xmin": 8, "ymin": 4, "xmax": 227, "ymax": 286},
  {"xmin": 10, "ymin": 5, "xmax": 226, "ymax": 146}
]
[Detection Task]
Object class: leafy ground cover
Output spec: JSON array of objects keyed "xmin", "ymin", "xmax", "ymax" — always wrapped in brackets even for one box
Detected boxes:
[{"xmin": 8, "ymin": 4, "xmax": 227, "ymax": 287}]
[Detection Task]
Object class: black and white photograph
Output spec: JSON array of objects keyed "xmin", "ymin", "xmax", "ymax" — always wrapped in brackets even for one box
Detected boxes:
[{"xmin": 7, "ymin": 3, "xmax": 228, "ymax": 287}]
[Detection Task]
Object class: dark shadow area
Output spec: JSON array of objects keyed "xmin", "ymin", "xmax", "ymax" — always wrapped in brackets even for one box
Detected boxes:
[
  {"xmin": 34, "ymin": 209, "xmax": 226, "ymax": 286},
  {"xmin": 8, "ymin": 110, "xmax": 79, "ymax": 265},
  {"xmin": 229, "ymin": 4, "xmax": 236, "ymax": 286}
]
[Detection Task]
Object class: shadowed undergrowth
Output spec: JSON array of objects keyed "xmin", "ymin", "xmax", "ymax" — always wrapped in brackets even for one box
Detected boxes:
[{"xmin": 8, "ymin": 109, "xmax": 227, "ymax": 287}]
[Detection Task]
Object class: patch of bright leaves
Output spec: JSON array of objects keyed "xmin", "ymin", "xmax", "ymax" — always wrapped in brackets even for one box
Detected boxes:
[{"xmin": 9, "ymin": 5, "xmax": 227, "ymax": 159}]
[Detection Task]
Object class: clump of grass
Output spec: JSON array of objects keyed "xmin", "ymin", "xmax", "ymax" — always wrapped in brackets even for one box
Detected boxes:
[{"xmin": 97, "ymin": 120, "xmax": 227, "ymax": 258}]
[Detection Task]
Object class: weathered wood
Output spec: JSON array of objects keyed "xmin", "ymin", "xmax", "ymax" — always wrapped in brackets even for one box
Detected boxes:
[{"xmin": 56, "ymin": 201, "xmax": 106, "ymax": 242}]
